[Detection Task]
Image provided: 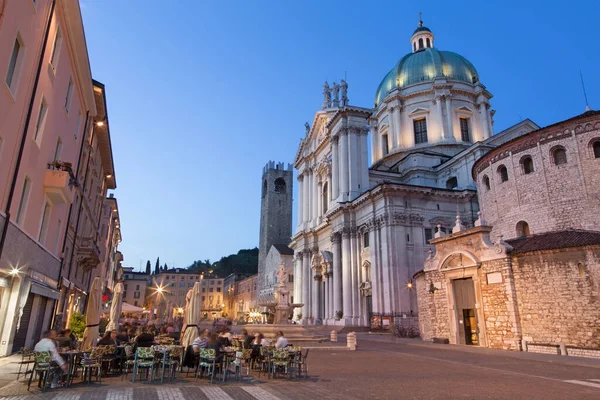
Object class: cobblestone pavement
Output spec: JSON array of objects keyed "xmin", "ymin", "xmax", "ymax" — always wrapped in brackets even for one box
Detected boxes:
[{"xmin": 2, "ymin": 336, "xmax": 600, "ymax": 399}]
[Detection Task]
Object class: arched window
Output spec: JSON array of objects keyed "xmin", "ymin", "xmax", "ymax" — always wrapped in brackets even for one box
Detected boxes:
[
  {"xmin": 274, "ymin": 178, "xmax": 286, "ymax": 194},
  {"xmin": 446, "ymin": 177, "xmax": 457, "ymax": 189},
  {"xmin": 482, "ymin": 175, "xmax": 490, "ymax": 191},
  {"xmin": 592, "ymin": 140, "xmax": 600, "ymax": 158},
  {"xmin": 418, "ymin": 38, "xmax": 423, "ymax": 49},
  {"xmin": 552, "ymin": 146, "xmax": 567, "ymax": 165},
  {"xmin": 497, "ymin": 165, "xmax": 508, "ymax": 182},
  {"xmin": 322, "ymin": 182, "xmax": 329, "ymax": 213},
  {"xmin": 516, "ymin": 221, "xmax": 530, "ymax": 237},
  {"xmin": 262, "ymin": 180, "xmax": 267, "ymax": 198},
  {"xmin": 426, "ymin": 38, "xmax": 431, "ymax": 48},
  {"xmin": 521, "ymin": 156, "xmax": 534, "ymax": 174},
  {"xmin": 413, "ymin": 42, "xmax": 416, "ymax": 52}
]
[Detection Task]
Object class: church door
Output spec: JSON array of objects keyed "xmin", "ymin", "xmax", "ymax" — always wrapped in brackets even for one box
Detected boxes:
[
  {"xmin": 366, "ymin": 295, "xmax": 373, "ymax": 322},
  {"xmin": 452, "ymin": 278, "xmax": 479, "ymax": 345}
]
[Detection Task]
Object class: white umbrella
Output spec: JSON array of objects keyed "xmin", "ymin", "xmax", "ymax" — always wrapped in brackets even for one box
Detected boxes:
[
  {"xmin": 181, "ymin": 282, "xmax": 202, "ymax": 348},
  {"xmin": 105, "ymin": 281, "xmax": 124, "ymax": 331},
  {"xmin": 181, "ymin": 288, "xmax": 192, "ymax": 334},
  {"xmin": 81, "ymin": 277, "xmax": 102, "ymax": 351}
]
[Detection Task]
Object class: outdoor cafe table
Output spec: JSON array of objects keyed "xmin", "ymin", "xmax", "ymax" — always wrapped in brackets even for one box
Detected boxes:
[
  {"xmin": 153, "ymin": 345, "xmax": 183, "ymax": 383},
  {"xmin": 58, "ymin": 350, "xmax": 82, "ymax": 388}
]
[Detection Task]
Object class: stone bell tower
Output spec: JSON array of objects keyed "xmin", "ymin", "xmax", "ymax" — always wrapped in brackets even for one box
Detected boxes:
[{"xmin": 257, "ymin": 161, "xmax": 293, "ymax": 294}]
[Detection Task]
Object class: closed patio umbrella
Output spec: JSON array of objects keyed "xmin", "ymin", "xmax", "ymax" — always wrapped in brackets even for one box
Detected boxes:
[
  {"xmin": 181, "ymin": 288, "xmax": 192, "ymax": 334},
  {"xmin": 105, "ymin": 281, "xmax": 124, "ymax": 331},
  {"xmin": 81, "ymin": 277, "xmax": 102, "ymax": 351},
  {"xmin": 180, "ymin": 282, "xmax": 202, "ymax": 348}
]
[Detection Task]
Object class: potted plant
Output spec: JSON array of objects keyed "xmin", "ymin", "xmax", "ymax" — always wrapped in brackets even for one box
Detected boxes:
[
  {"xmin": 335, "ymin": 310, "xmax": 343, "ymax": 320},
  {"xmin": 296, "ymin": 312, "xmax": 303, "ymax": 321},
  {"xmin": 69, "ymin": 312, "xmax": 86, "ymax": 340}
]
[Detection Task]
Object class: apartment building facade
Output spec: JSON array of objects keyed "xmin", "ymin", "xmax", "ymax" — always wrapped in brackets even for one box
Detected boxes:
[{"xmin": 0, "ymin": 0, "xmax": 122, "ymax": 355}]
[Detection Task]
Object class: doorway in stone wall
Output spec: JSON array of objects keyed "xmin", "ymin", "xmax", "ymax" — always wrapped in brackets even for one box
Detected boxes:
[{"xmin": 452, "ymin": 278, "xmax": 479, "ymax": 345}]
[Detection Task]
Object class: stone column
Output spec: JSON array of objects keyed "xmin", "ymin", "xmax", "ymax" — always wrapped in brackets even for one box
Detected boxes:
[
  {"xmin": 312, "ymin": 269, "xmax": 320, "ymax": 322},
  {"xmin": 360, "ymin": 130, "xmax": 369, "ymax": 194},
  {"xmin": 370, "ymin": 124, "xmax": 379, "ymax": 163},
  {"xmin": 436, "ymin": 96, "xmax": 445, "ymax": 141},
  {"xmin": 388, "ymin": 107, "xmax": 398, "ymax": 149},
  {"xmin": 479, "ymin": 103, "xmax": 490, "ymax": 139},
  {"xmin": 393, "ymin": 106, "xmax": 402, "ymax": 149},
  {"xmin": 341, "ymin": 229, "xmax": 352, "ymax": 322},
  {"xmin": 445, "ymin": 95, "xmax": 454, "ymax": 141},
  {"xmin": 348, "ymin": 128, "xmax": 359, "ymax": 200},
  {"xmin": 339, "ymin": 130, "xmax": 349, "ymax": 202},
  {"xmin": 312, "ymin": 174, "xmax": 318, "ymax": 224},
  {"xmin": 317, "ymin": 181, "xmax": 322, "ymax": 220},
  {"xmin": 297, "ymin": 175, "xmax": 304, "ymax": 227},
  {"xmin": 331, "ymin": 136, "xmax": 339, "ymax": 202},
  {"xmin": 331, "ymin": 233, "xmax": 342, "ymax": 319},
  {"xmin": 302, "ymin": 171, "xmax": 309, "ymax": 223},
  {"xmin": 350, "ymin": 229, "xmax": 360, "ymax": 322},
  {"xmin": 302, "ymin": 251, "xmax": 310, "ymax": 319},
  {"xmin": 323, "ymin": 273, "xmax": 329, "ymax": 321},
  {"xmin": 380, "ymin": 223, "xmax": 392, "ymax": 313},
  {"xmin": 294, "ymin": 254, "xmax": 302, "ymax": 307},
  {"xmin": 371, "ymin": 225, "xmax": 382, "ymax": 314}
]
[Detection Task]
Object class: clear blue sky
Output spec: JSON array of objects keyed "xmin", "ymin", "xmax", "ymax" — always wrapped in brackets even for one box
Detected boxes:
[{"xmin": 80, "ymin": 0, "xmax": 599, "ymax": 271}]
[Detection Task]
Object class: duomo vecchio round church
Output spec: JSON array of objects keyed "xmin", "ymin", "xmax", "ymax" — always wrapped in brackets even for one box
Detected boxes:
[{"xmin": 265, "ymin": 18, "xmax": 600, "ymax": 352}]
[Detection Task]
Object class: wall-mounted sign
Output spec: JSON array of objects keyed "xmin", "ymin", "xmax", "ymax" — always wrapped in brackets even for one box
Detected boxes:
[{"xmin": 486, "ymin": 272, "xmax": 503, "ymax": 284}]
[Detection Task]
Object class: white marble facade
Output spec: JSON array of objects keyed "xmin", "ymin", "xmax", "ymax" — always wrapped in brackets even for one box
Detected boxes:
[{"xmin": 289, "ymin": 21, "xmax": 539, "ymax": 326}]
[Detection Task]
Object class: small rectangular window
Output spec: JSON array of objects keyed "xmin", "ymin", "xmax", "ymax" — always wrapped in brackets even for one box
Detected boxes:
[
  {"xmin": 460, "ymin": 118, "xmax": 471, "ymax": 142},
  {"xmin": 65, "ymin": 78, "xmax": 73, "ymax": 112},
  {"xmin": 382, "ymin": 133, "xmax": 389, "ymax": 156},
  {"xmin": 74, "ymin": 112, "xmax": 82, "ymax": 140},
  {"xmin": 49, "ymin": 25, "xmax": 62, "ymax": 71},
  {"xmin": 217, "ymin": 287, "xmax": 221, "ymax": 292},
  {"xmin": 289, "ymin": 274, "xmax": 294, "ymax": 283},
  {"xmin": 53, "ymin": 138, "xmax": 62, "ymax": 161},
  {"xmin": 16, "ymin": 178, "xmax": 32, "ymax": 226},
  {"xmin": 414, "ymin": 119, "xmax": 428, "ymax": 144},
  {"xmin": 34, "ymin": 98, "xmax": 48, "ymax": 143},
  {"xmin": 6, "ymin": 38, "xmax": 22, "ymax": 89},
  {"xmin": 424, "ymin": 228, "xmax": 433, "ymax": 243},
  {"xmin": 363, "ymin": 232, "xmax": 370, "ymax": 248},
  {"xmin": 53, "ymin": 219, "xmax": 62, "ymax": 253},
  {"xmin": 38, "ymin": 201, "xmax": 52, "ymax": 244},
  {"xmin": 209, "ymin": 287, "xmax": 214, "ymax": 292}
]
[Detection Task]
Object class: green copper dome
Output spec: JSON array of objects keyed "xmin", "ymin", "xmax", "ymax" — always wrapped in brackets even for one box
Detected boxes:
[{"xmin": 374, "ymin": 48, "xmax": 479, "ymax": 107}]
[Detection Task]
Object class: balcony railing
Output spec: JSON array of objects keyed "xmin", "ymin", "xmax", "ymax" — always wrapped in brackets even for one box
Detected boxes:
[
  {"xmin": 44, "ymin": 161, "xmax": 76, "ymax": 204},
  {"xmin": 76, "ymin": 236, "xmax": 101, "ymax": 271}
]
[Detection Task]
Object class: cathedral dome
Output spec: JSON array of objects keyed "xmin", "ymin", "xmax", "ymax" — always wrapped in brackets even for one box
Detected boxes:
[{"xmin": 374, "ymin": 23, "xmax": 480, "ymax": 107}]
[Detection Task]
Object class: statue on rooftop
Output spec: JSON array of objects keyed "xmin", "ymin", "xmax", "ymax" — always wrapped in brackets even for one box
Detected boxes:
[
  {"xmin": 332, "ymin": 82, "xmax": 340, "ymax": 107},
  {"xmin": 340, "ymin": 79, "xmax": 349, "ymax": 107},
  {"xmin": 323, "ymin": 81, "xmax": 332, "ymax": 109}
]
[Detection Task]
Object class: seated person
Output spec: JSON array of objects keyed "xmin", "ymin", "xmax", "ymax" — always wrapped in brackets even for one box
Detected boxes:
[
  {"xmin": 98, "ymin": 330, "xmax": 121, "ymax": 346},
  {"xmin": 116, "ymin": 328, "xmax": 129, "ymax": 343},
  {"xmin": 192, "ymin": 329, "xmax": 209, "ymax": 352},
  {"xmin": 134, "ymin": 327, "xmax": 155, "ymax": 347},
  {"xmin": 34, "ymin": 330, "xmax": 68, "ymax": 389},
  {"xmin": 205, "ymin": 331, "xmax": 223, "ymax": 361},
  {"xmin": 241, "ymin": 329, "xmax": 253, "ymax": 349},
  {"xmin": 274, "ymin": 331, "xmax": 288, "ymax": 349},
  {"xmin": 55, "ymin": 329, "xmax": 74, "ymax": 349}
]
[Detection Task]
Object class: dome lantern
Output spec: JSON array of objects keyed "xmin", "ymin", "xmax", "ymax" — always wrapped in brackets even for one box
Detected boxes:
[{"xmin": 411, "ymin": 14, "xmax": 434, "ymax": 53}]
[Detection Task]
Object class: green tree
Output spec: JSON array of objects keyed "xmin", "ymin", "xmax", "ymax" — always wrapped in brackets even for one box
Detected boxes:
[
  {"xmin": 164, "ymin": 263, "xmax": 168, "ymax": 271},
  {"xmin": 69, "ymin": 312, "xmax": 86, "ymax": 339},
  {"xmin": 155, "ymin": 257, "xmax": 160, "ymax": 274},
  {"xmin": 146, "ymin": 260, "xmax": 151, "ymax": 275}
]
